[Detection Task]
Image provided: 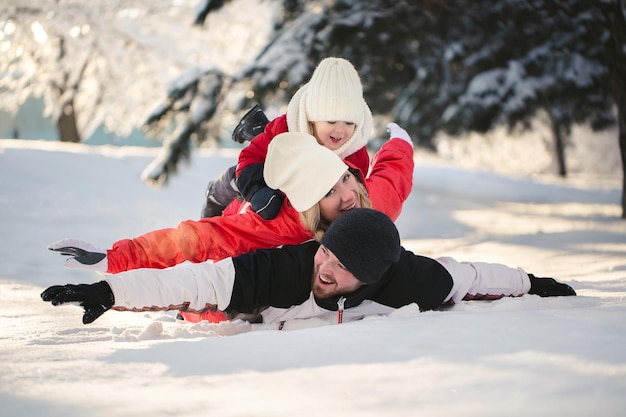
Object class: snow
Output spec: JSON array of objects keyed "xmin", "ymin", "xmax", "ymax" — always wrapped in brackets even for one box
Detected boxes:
[{"xmin": 1, "ymin": 135, "xmax": 625, "ymax": 416}]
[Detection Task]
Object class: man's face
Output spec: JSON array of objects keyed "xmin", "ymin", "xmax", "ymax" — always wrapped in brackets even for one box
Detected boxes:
[{"xmin": 311, "ymin": 244, "xmax": 364, "ymax": 299}]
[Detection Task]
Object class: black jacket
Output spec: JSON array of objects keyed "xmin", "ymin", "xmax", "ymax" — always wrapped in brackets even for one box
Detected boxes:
[{"xmin": 228, "ymin": 241, "xmax": 453, "ymax": 315}]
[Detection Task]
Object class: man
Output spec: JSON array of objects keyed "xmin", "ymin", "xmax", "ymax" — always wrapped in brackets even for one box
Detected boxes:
[{"xmin": 41, "ymin": 209, "xmax": 576, "ymax": 326}]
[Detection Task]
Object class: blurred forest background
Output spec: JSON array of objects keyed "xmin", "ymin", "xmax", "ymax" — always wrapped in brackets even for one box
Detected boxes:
[{"xmin": 1, "ymin": 0, "xmax": 625, "ymax": 216}]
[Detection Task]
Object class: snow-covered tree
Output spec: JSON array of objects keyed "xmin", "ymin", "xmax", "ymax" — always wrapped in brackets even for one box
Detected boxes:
[
  {"xmin": 3, "ymin": 0, "xmax": 624, "ymax": 216},
  {"xmin": 601, "ymin": 0, "xmax": 626, "ymax": 218},
  {"xmin": 425, "ymin": 0, "xmax": 624, "ymax": 216},
  {"xmin": 140, "ymin": 66, "xmax": 227, "ymax": 184},
  {"xmin": 0, "ymin": 0, "xmax": 245, "ymax": 142},
  {"xmin": 439, "ymin": 0, "xmax": 615, "ymax": 178},
  {"xmin": 142, "ymin": 0, "xmax": 432, "ymax": 182}
]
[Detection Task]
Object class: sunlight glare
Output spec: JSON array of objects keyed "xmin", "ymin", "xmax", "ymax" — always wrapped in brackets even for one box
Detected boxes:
[
  {"xmin": 31, "ymin": 21, "xmax": 48, "ymax": 44},
  {"xmin": 3, "ymin": 20, "xmax": 16, "ymax": 35}
]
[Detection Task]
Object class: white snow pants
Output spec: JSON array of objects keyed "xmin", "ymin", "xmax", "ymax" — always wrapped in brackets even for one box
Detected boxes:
[{"xmin": 436, "ymin": 257, "xmax": 531, "ymax": 304}]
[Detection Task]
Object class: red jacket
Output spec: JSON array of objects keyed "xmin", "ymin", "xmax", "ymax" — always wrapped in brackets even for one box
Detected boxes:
[
  {"xmin": 107, "ymin": 138, "xmax": 414, "ymax": 274},
  {"xmin": 236, "ymin": 114, "xmax": 371, "ymax": 178}
]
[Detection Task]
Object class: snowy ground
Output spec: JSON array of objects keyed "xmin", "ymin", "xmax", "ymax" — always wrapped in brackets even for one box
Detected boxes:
[{"xmin": 1, "ymin": 137, "xmax": 625, "ymax": 417}]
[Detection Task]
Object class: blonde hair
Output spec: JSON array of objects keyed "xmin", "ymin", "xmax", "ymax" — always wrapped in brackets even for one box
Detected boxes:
[{"xmin": 299, "ymin": 179, "xmax": 371, "ymax": 241}]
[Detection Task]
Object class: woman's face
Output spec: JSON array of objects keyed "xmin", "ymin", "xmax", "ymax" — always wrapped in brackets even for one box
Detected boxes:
[
  {"xmin": 318, "ymin": 170, "xmax": 361, "ymax": 222},
  {"xmin": 311, "ymin": 121, "xmax": 356, "ymax": 151}
]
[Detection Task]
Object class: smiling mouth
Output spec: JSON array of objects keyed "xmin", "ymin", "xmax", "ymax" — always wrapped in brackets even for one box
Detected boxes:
[
  {"xmin": 330, "ymin": 136, "xmax": 344, "ymax": 143},
  {"xmin": 319, "ymin": 275, "xmax": 334, "ymax": 285},
  {"xmin": 341, "ymin": 202, "xmax": 356, "ymax": 212}
]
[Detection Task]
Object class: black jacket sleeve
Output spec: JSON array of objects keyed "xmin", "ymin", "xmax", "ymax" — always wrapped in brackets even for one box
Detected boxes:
[
  {"xmin": 226, "ymin": 241, "xmax": 319, "ymax": 314},
  {"xmin": 370, "ymin": 250, "xmax": 454, "ymax": 311},
  {"xmin": 235, "ymin": 163, "xmax": 266, "ymax": 202}
]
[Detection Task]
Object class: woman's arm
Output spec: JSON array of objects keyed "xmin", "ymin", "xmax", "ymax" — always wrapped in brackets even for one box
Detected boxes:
[
  {"xmin": 107, "ymin": 205, "xmax": 314, "ymax": 273},
  {"xmin": 365, "ymin": 139, "xmax": 414, "ymax": 221}
]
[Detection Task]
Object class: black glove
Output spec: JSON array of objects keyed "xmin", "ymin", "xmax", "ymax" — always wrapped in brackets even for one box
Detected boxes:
[
  {"xmin": 41, "ymin": 281, "xmax": 114, "ymax": 324},
  {"xmin": 250, "ymin": 186, "xmax": 285, "ymax": 220},
  {"xmin": 528, "ymin": 274, "xmax": 576, "ymax": 297}
]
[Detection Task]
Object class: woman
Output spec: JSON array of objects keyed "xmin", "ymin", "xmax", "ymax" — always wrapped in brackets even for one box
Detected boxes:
[{"xmin": 50, "ymin": 124, "xmax": 414, "ymax": 275}]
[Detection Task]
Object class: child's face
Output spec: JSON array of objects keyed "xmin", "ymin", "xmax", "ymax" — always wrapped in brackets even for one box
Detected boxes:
[
  {"xmin": 318, "ymin": 170, "xmax": 361, "ymax": 222},
  {"xmin": 311, "ymin": 121, "xmax": 356, "ymax": 151}
]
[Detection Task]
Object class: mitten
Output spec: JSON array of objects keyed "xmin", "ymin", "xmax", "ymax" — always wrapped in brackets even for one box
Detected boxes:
[
  {"xmin": 250, "ymin": 186, "xmax": 285, "ymax": 220},
  {"xmin": 48, "ymin": 239, "xmax": 108, "ymax": 273},
  {"xmin": 387, "ymin": 123, "xmax": 413, "ymax": 147},
  {"xmin": 236, "ymin": 163, "xmax": 284, "ymax": 220},
  {"xmin": 41, "ymin": 281, "xmax": 114, "ymax": 324},
  {"xmin": 236, "ymin": 163, "xmax": 265, "ymax": 201}
]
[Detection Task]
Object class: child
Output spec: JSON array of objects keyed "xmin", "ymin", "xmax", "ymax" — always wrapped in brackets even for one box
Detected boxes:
[{"xmin": 202, "ymin": 57, "xmax": 377, "ymax": 220}]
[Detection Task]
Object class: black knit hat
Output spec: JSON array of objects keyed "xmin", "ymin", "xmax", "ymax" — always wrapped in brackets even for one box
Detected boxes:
[{"xmin": 320, "ymin": 208, "xmax": 401, "ymax": 284}]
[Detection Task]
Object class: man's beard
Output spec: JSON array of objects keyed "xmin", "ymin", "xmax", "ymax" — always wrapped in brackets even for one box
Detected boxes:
[
  {"xmin": 311, "ymin": 264, "xmax": 363, "ymax": 299},
  {"xmin": 311, "ymin": 264, "xmax": 337, "ymax": 299}
]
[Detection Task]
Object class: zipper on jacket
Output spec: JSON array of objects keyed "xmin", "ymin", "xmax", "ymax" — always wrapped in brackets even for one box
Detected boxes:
[{"xmin": 337, "ymin": 296, "xmax": 346, "ymax": 324}]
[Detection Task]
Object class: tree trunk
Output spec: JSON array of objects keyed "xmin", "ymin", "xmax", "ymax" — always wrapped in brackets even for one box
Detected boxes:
[
  {"xmin": 619, "ymin": 96, "xmax": 626, "ymax": 219},
  {"xmin": 548, "ymin": 110, "xmax": 567, "ymax": 177},
  {"xmin": 607, "ymin": 0, "xmax": 626, "ymax": 218},
  {"xmin": 53, "ymin": 36, "xmax": 82, "ymax": 143},
  {"xmin": 57, "ymin": 100, "xmax": 81, "ymax": 143}
]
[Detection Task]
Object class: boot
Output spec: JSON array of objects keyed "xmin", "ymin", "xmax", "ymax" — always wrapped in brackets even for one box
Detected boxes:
[
  {"xmin": 200, "ymin": 166, "xmax": 240, "ymax": 218},
  {"xmin": 528, "ymin": 274, "xmax": 576, "ymax": 297},
  {"xmin": 232, "ymin": 104, "xmax": 269, "ymax": 143},
  {"xmin": 201, "ymin": 180, "xmax": 227, "ymax": 218}
]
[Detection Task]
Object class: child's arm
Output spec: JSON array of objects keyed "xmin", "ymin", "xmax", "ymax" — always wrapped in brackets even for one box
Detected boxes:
[{"xmin": 235, "ymin": 115, "xmax": 289, "ymax": 220}]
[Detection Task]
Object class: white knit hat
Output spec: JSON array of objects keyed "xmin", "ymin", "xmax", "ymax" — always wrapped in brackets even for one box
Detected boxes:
[
  {"xmin": 264, "ymin": 132, "xmax": 349, "ymax": 212},
  {"xmin": 286, "ymin": 57, "xmax": 373, "ymax": 160}
]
